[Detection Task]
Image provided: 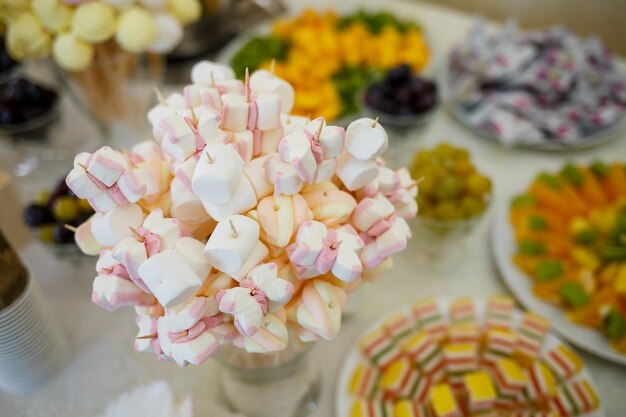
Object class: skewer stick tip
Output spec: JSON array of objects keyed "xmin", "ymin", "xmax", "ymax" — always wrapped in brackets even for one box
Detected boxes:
[
  {"xmin": 371, "ymin": 116, "xmax": 380, "ymax": 128},
  {"xmin": 64, "ymin": 224, "xmax": 78, "ymax": 233},
  {"xmin": 153, "ymin": 86, "xmax": 166, "ymax": 106},
  {"xmin": 129, "ymin": 226, "xmax": 144, "ymax": 242},
  {"xmin": 229, "ymin": 219, "xmax": 239, "ymax": 239},
  {"xmin": 269, "ymin": 59, "xmax": 276, "ymax": 75}
]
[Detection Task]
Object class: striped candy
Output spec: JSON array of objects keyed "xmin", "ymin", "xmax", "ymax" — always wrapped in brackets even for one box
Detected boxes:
[
  {"xmin": 543, "ymin": 345, "xmax": 583, "ymax": 380},
  {"xmin": 449, "ymin": 297, "xmax": 476, "ymax": 324},
  {"xmin": 485, "ymin": 296, "xmax": 514, "ymax": 331},
  {"xmin": 412, "ymin": 298, "xmax": 448, "ymax": 343},
  {"xmin": 349, "ymin": 362, "xmax": 381, "ymax": 399}
]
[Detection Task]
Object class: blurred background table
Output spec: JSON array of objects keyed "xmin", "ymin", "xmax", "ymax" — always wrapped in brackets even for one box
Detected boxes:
[{"xmin": 1, "ymin": 0, "xmax": 624, "ymax": 416}]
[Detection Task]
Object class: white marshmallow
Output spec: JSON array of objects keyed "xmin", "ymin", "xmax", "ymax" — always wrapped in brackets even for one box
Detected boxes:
[
  {"xmin": 264, "ymin": 154, "xmax": 303, "ymax": 195},
  {"xmin": 331, "ymin": 226, "xmax": 364, "ymax": 282},
  {"xmin": 215, "ymin": 79, "xmax": 244, "ymax": 95},
  {"xmin": 281, "ymin": 113, "xmax": 310, "ymax": 135},
  {"xmin": 345, "ymin": 117, "xmax": 389, "ymax": 160},
  {"xmin": 194, "ymin": 105, "xmax": 225, "ymax": 142},
  {"xmin": 336, "ymin": 153, "xmax": 379, "ymax": 191},
  {"xmin": 288, "ymin": 220, "xmax": 327, "ymax": 267},
  {"xmin": 112, "ymin": 237, "xmax": 149, "ymax": 292},
  {"xmin": 278, "ymin": 131, "xmax": 317, "ymax": 184},
  {"xmin": 192, "ymin": 143, "xmax": 244, "ymax": 204},
  {"xmin": 227, "ymin": 130, "xmax": 254, "ymax": 162},
  {"xmin": 174, "ymin": 154, "xmax": 198, "ymax": 192},
  {"xmin": 90, "ymin": 204, "xmax": 144, "ymax": 247},
  {"xmin": 352, "ymin": 193, "xmax": 395, "ymax": 233},
  {"xmin": 132, "ymin": 141, "xmax": 163, "ymax": 162},
  {"xmin": 250, "ymin": 69, "xmax": 295, "ymax": 113},
  {"xmin": 218, "ymin": 287, "xmax": 264, "ymax": 336},
  {"xmin": 117, "ymin": 168, "xmax": 158, "ymax": 203},
  {"xmin": 174, "ymin": 237, "xmax": 212, "ymax": 281},
  {"xmin": 200, "ymin": 174, "xmax": 257, "ymax": 221},
  {"xmin": 170, "ymin": 177, "xmax": 211, "ymax": 227},
  {"xmin": 229, "ymin": 241, "xmax": 269, "ymax": 282},
  {"xmin": 87, "ymin": 146, "xmax": 129, "ymax": 187},
  {"xmin": 134, "ymin": 314, "xmax": 158, "ymax": 353},
  {"xmin": 314, "ymin": 159, "xmax": 336, "ymax": 183},
  {"xmin": 147, "ymin": 104, "xmax": 177, "ymax": 131},
  {"xmin": 92, "ymin": 274, "xmax": 152, "ymax": 312},
  {"xmin": 139, "ymin": 249, "xmax": 203, "ymax": 308},
  {"xmin": 143, "ymin": 209, "xmax": 186, "ymax": 250},
  {"xmin": 170, "ymin": 330, "xmax": 219, "ymax": 366},
  {"xmin": 66, "ymin": 153, "xmax": 105, "ymax": 198},
  {"xmin": 260, "ymin": 127, "xmax": 284, "ymax": 155},
  {"xmin": 304, "ymin": 118, "xmax": 345, "ymax": 159},
  {"xmin": 164, "ymin": 296, "xmax": 216, "ymax": 333},
  {"xmin": 378, "ymin": 167, "xmax": 400, "ymax": 194},
  {"xmin": 220, "ymin": 94, "xmax": 250, "ymax": 131},
  {"xmin": 75, "ymin": 217, "xmax": 102, "ymax": 256},
  {"xmin": 377, "ymin": 217, "xmax": 411, "ymax": 258},
  {"xmin": 89, "ymin": 191, "xmax": 119, "ymax": 214},
  {"xmin": 167, "ymin": 93, "xmax": 187, "ymax": 110},
  {"xmin": 255, "ymin": 93, "xmax": 281, "ymax": 131},
  {"xmin": 159, "ymin": 115, "xmax": 202, "ymax": 162},
  {"xmin": 243, "ymin": 155, "xmax": 273, "ymax": 200},
  {"xmin": 191, "ymin": 61, "xmax": 236, "ymax": 84},
  {"xmin": 204, "ymin": 214, "xmax": 259, "ymax": 274}
]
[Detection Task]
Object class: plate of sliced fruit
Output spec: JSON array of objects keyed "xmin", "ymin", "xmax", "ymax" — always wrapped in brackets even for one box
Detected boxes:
[
  {"xmin": 492, "ymin": 162, "xmax": 626, "ymax": 364},
  {"xmin": 336, "ymin": 296, "xmax": 604, "ymax": 417}
]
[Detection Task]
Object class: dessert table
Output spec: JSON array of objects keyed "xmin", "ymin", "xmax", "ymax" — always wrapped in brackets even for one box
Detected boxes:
[{"xmin": 1, "ymin": 0, "xmax": 625, "ymax": 415}]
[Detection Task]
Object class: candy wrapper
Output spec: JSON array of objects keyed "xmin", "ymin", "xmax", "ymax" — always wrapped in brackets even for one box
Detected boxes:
[
  {"xmin": 65, "ymin": 61, "xmax": 419, "ymax": 366},
  {"xmin": 448, "ymin": 19, "xmax": 626, "ymax": 147}
]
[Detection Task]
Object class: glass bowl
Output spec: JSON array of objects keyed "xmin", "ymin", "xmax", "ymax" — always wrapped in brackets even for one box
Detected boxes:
[
  {"xmin": 360, "ymin": 93, "xmax": 439, "ymax": 130},
  {"xmin": 410, "ymin": 198, "xmax": 491, "ymax": 271}
]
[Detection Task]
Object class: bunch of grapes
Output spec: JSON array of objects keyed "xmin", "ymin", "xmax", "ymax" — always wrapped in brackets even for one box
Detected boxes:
[{"xmin": 411, "ymin": 143, "xmax": 491, "ymax": 221}]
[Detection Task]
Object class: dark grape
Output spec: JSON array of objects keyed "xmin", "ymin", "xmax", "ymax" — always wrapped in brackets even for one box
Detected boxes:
[
  {"xmin": 384, "ymin": 64, "xmax": 412, "ymax": 86},
  {"xmin": 52, "ymin": 223, "xmax": 75, "ymax": 244},
  {"xmin": 23, "ymin": 204, "xmax": 53, "ymax": 227}
]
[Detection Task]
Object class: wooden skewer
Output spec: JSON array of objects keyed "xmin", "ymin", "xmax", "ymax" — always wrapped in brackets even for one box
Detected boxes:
[
  {"xmin": 137, "ymin": 200, "xmax": 151, "ymax": 214},
  {"xmin": 371, "ymin": 116, "xmax": 380, "ymax": 128},
  {"xmin": 64, "ymin": 224, "xmax": 78, "ymax": 233},
  {"xmin": 78, "ymin": 163, "xmax": 89, "ymax": 171},
  {"xmin": 153, "ymin": 86, "xmax": 166, "ymax": 106},
  {"xmin": 206, "ymin": 152, "xmax": 215, "ymax": 164},
  {"xmin": 210, "ymin": 71, "xmax": 216, "ymax": 87},
  {"xmin": 244, "ymin": 67, "xmax": 251, "ymax": 103},
  {"xmin": 229, "ymin": 219, "xmax": 239, "ymax": 239},
  {"xmin": 129, "ymin": 226, "xmax": 144, "ymax": 242},
  {"xmin": 269, "ymin": 59, "xmax": 276, "ymax": 75},
  {"xmin": 136, "ymin": 334, "xmax": 157, "ymax": 340},
  {"xmin": 313, "ymin": 118, "xmax": 324, "ymax": 142},
  {"xmin": 190, "ymin": 106, "xmax": 198, "ymax": 128}
]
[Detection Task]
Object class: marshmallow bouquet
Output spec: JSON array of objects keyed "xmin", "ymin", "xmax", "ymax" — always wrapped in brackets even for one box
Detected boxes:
[
  {"xmin": 65, "ymin": 61, "xmax": 419, "ymax": 367},
  {"xmin": 4, "ymin": 0, "xmax": 201, "ymax": 71}
]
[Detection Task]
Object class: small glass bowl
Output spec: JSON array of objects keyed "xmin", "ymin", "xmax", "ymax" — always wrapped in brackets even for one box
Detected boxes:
[
  {"xmin": 361, "ymin": 98, "xmax": 439, "ymax": 129},
  {"xmin": 410, "ymin": 198, "xmax": 491, "ymax": 271}
]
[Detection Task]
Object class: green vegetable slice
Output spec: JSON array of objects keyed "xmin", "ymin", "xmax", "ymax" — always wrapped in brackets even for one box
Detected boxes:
[
  {"xmin": 537, "ymin": 173, "xmax": 561, "ymax": 190},
  {"xmin": 231, "ymin": 36, "xmax": 289, "ymax": 79},
  {"xmin": 519, "ymin": 240, "xmax": 546, "ymax": 255},
  {"xmin": 511, "ymin": 194, "xmax": 536, "ymax": 209},
  {"xmin": 603, "ymin": 309, "xmax": 626, "ymax": 341},
  {"xmin": 561, "ymin": 164, "xmax": 583, "ymax": 186},
  {"xmin": 590, "ymin": 161, "xmax": 610, "ymax": 179},
  {"xmin": 535, "ymin": 260, "xmax": 563, "ymax": 281},
  {"xmin": 559, "ymin": 282, "xmax": 589, "ymax": 308},
  {"xmin": 528, "ymin": 215, "xmax": 548, "ymax": 231}
]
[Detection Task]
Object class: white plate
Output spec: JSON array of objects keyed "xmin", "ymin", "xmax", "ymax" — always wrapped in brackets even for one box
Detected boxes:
[
  {"xmin": 335, "ymin": 297, "xmax": 605, "ymax": 417},
  {"xmin": 491, "ymin": 203, "xmax": 626, "ymax": 365}
]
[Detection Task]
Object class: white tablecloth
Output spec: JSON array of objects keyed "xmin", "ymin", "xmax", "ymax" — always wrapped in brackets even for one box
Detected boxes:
[{"xmin": 1, "ymin": 1, "xmax": 625, "ymax": 416}]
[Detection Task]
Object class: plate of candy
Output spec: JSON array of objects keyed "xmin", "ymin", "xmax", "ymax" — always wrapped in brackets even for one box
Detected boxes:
[
  {"xmin": 491, "ymin": 162, "xmax": 626, "ymax": 364},
  {"xmin": 336, "ymin": 296, "xmax": 604, "ymax": 417},
  {"xmin": 22, "ymin": 176, "xmax": 93, "ymax": 255},
  {"xmin": 219, "ymin": 8, "xmax": 431, "ymax": 122},
  {"xmin": 444, "ymin": 20, "xmax": 626, "ymax": 150}
]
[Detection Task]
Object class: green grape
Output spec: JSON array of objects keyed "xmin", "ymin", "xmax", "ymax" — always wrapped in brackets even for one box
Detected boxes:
[
  {"xmin": 436, "ymin": 176, "xmax": 462, "ymax": 201},
  {"xmin": 36, "ymin": 191, "xmax": 50, "ymax": 206},
  {"xmin": 38, "ymin": 224, "xmax": 54, "ymax": 244},
  {"xmin": 460, "ymin": 196, "xmax": 484, "ymax": 217},
  {"xmin": 52, "ymin": 196, "xmax": 80, "ymax": 223},
  {"xmin": 78, "ymin": 198, "xmax": 94, "ymax": 213},
  {"xmin": 435, "ymin": 201, "xmax": 458, "ymax": 220},
  {"xmin": 466, "ymin": 174, "xmax": 491, "ymax": 197},
  {"xmin": 452, "ymin": 160, "xmax": 473, "ymax": 176}
]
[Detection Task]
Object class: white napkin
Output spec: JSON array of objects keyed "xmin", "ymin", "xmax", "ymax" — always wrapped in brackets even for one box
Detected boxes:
[
  {"xmin": 99, "ymin": 380, "xmax": 192, "ymax": 417},
  {"xmin": 98, "ymin": 380, "xmax": 248, "ymax": 417}
]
